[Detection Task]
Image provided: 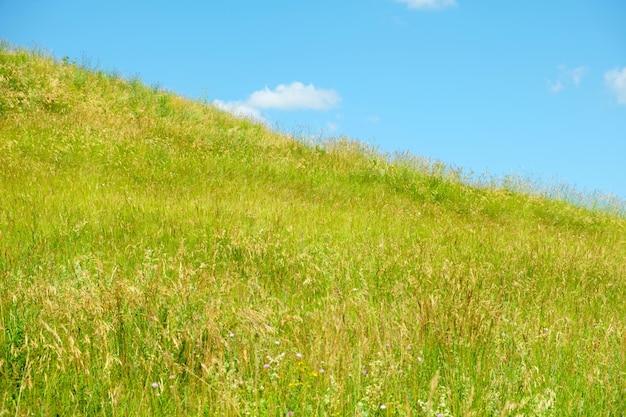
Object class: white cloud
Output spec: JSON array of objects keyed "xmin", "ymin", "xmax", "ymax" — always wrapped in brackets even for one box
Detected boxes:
[
  {"xmin": 549, "ymin": 80, "xmax": 564, "ymax": 94},
  {"xmin": 548, "ymin": 65, "xmax": 588, "ymax": 94},
  {"xmin": 605, "ymin": 67, "xmax": 626, "ymax": 105},
  {"xmin": 569, "ymin": 66, "xmax": 588, "ymax": 86},
  {"xmin": 247, "ymin": 82, "xmax": 341, "ymax": 110},
  {"xmin": 213, "ymin": 82, "xmax": 341, "ymax": 121},
  {"xmin": 395, "ymin": 0, "xmax": 457, "ymax": 10},
  {"xmin": 326, "ymin": 122, "xmax": 339, "ymax": 132},
  {"xmin": 212, "ymin": 99, "xmax": 265, "ymax": 121}
]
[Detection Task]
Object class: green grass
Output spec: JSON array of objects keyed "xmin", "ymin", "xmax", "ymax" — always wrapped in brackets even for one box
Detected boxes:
[{"xmin": 1, "ymin": 42, "xmax": 625, "ymax": 416}]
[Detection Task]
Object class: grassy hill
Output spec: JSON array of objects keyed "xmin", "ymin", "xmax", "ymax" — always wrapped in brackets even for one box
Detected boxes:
[{"xmin": 1, "ymin": 43, "xmax": 625, "ymax": 416}]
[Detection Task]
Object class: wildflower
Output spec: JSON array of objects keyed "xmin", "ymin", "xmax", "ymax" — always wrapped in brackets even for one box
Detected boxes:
[
  {"xmin": 417, "ymin": 356, "xmax": 423, "ymax": 362},
  {"xmin": 169, "ymin": 375, "xmax": 175, "ymax": 380},
  {"xmin": 229, "ymin": 332, "xmax": 235, "ymax": 338},
  {"xmin": 363, "ymin": 369, "xmax": 368, "ymax": 375},
  {"xmin": 407, "ymin": 345, "xmax": 412, "ymax": 350},
  {"xmin": 319, "ymin": 368, "xmax": 325, "ymax": 374},
  {"xmin": 151, "ymin": 382, "xmax": 159, "ymax": 388},
  {"xmin": 296, "ymin": 352, "xmax": 302, "ymax": 359},
  {"xmin": 264, "ymin": 363, "xmax": 271, "ymax": 369},
  {"xmin": 275, "ymin": 340, "xmax": 280, "ymax": 345},
  {"xmin": 287, "ymin": 412, "xmax": 294, "ymax": 416},
  {"xmin": 380, "ymin": 404, "xmax": 387, "ymax": 410}
]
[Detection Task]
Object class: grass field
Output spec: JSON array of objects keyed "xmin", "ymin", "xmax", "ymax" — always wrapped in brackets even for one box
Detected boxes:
[{"xmin": 1, "ymin": 43, "xmax": 625, "ymax": 416}]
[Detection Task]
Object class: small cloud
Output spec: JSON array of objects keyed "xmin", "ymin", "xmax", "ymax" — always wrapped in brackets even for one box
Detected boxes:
[
  {"xmin": 548, "ymin": 80, "xmax": 564, "ymax": 94},
  {"xmin": 605, "ymin": 67, "xmax": 626, "ymax": 105},
  {"xmin": 548, "ymin": 65, "xmax": 588, "ymax": 93},
  {"xmin": 395, "ymin": 0, "xmax": 457, "ymax": 10},
  {"xmin": 247, "ymin": 82, "xmax": 341, "ymax": 111},
  {"xmin": 212, "ymin": 99, "xmax": 265, "ymax": 121},
  {"xmin": 213, "ymin": 82, "xmax": 341, "ymax": 121},
  {"xmin": 569, "ymin": 66, "xmax": 588, "ymax": 86},
  {"xmin": 366, "ymin": 115, "xmax": 380, "ymax": 123},
  {"xmin": 326, "ymin": 122, "xmax": 339, "ymax": 132}
]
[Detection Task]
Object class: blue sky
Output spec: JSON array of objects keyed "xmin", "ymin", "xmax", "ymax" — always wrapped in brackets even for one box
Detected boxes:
[{"xmin": 2, "ymin": 0, "xmax": 625, "ymax": 200}]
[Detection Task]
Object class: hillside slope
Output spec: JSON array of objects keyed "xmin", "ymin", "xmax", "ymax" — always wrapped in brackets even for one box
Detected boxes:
[{"xmin": 1, "ymin": 44, "xmax": 625, "ymax": 416}]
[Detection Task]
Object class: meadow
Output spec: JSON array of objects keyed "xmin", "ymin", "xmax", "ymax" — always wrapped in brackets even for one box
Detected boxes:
[{"xmin": 1, "ymin": 43, "xmax": 625, "ymax": 416}]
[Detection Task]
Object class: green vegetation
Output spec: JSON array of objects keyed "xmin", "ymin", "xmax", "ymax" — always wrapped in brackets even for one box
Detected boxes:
[{"xmin": 1, "ymin": 43, "xmax": 625, "ymax": 416}]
